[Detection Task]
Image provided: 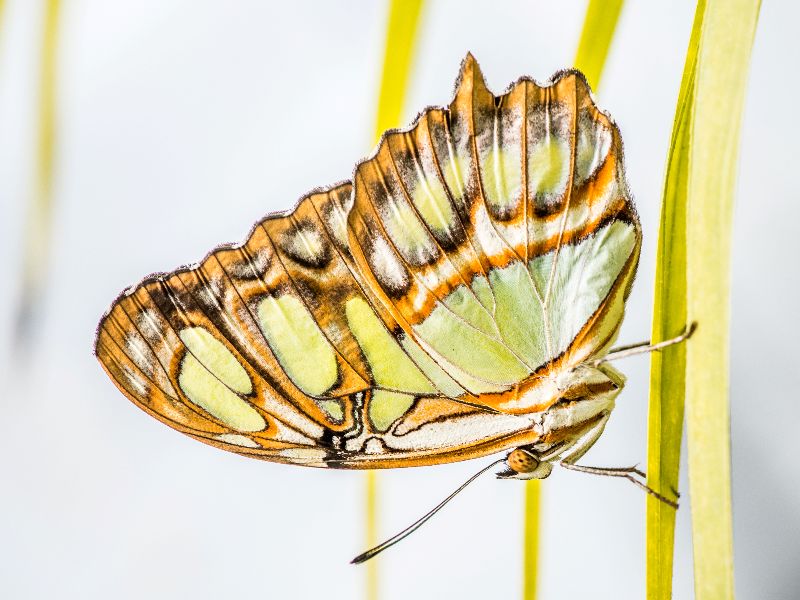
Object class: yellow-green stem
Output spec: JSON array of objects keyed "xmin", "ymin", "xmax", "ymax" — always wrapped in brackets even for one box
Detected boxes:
[
  {"xmin": 521, "ymin": 5, "xmax": 626, "ymax": 599},
  {"xmin": 645, "ymin": 3, "xmax": 704, "ymax": 598},
  {"xmin": 16, "ymin": 0, "xmax": 60, "ymax": 343},
  {"xmin": 522, "ymin": 480, "xmax": 541, "ymax": 600},
  {"xmin": 365, "ymin": 2, "xmax": 424, "ymax": 598},
  {"xmin": 573, "ymin": 0, "xmax": 625, "ymax": 91},
  {"xmin": 364, "ymin": 471, "xmax": 379, "ymax": 600}
]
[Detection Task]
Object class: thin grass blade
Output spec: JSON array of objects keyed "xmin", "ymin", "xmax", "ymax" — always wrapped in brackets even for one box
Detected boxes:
[
  {"xmin": 645, "ymin": 3, "xmax": 705, "ymax": 598},
  {"xmin": 365, "ymin": 2, "xmax": 425, "ymax": 598}
]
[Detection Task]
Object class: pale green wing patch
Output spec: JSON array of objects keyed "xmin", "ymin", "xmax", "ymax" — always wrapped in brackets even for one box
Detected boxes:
[
  {"xmin": 413, "ymin": 303, "xmax": 529, "ymax": 388},
  {"xmin": 319, "ymin": 399, "xmax": 344, "ymax": 422},
  {"xmin": 488, "ymin": 261, "xmax": 548, "ymax": 370},
  {"xmin": 528, "ymin": 136, "xmax": 572, "ymax": 200},
  {"xmin": 345, "ymin": 296, "xmax": 436, "ymax": 395},
  {"xmin": 178, "ymin": 353, "xmax": 265, "ymax": 433},
  {"xmin": 179, "ymin": 327, "xmax": 252, "ymax": 394},
  {"xmin": 441, "ymin": 284, "xmax": 499, "ymax": 338},
  {"xmin": 369, "ymin": 390, "xmax": 416, "ymax": 432},
  {"xmin": 537, "ymin": 220, "xmax": 637, "ymax": 357},
  {"xmin": 257, "ymin": 294, "xmax": 339, "ymax": 397},
  {"xmin": 470, "ymin": 274, "xmax": 496, "ymax": 313},
  {"xmin": 409, "ymin": 169, "xmax": 456, "ymax": 235},
  {"xmin": 397, "ymin": 335, "xmax": 465, "ymax": 397},
  {"xmin": 482, "ymin": 147, "xmax": 523, "ymax": 217}
]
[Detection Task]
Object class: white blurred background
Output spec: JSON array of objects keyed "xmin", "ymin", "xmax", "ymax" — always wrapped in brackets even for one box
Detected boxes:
[{"xmin": 1, "ymin": 2, "xmax": 798, "ymax": 598}]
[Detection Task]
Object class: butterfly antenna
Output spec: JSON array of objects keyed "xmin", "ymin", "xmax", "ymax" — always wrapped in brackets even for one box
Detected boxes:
[{"xmin": 351, "ymin": 458, "xmax": 505, "ymax": 564}]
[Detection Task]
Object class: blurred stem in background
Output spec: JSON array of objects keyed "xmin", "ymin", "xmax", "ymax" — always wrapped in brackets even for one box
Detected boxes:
[
  {"xmin": 573, "ymin": 0, "xmax": 624, "ymax": 91},
  {"xmin": 367, "ymin": 1, "xmax": 424, "ymax": 598},
  {"xmin": 15, "ymin": 0, "xmax": 60, "ymax": 348},
  {"xmin": 648, "ymin": 0, "xmax": 760, "ymax": 598},
  {"xmin": 521, "ymin": 3, "xmax": 627, "ymax": 599}
]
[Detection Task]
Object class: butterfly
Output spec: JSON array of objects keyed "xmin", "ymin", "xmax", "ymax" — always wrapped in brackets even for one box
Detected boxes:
[{"xmin": 95, "ymin": 54, "xmax": 691, "ymax": 561}]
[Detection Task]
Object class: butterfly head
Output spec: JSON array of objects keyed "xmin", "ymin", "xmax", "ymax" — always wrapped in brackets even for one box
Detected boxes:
[{"xmin": 503, "ymin": 448, "xmax": 554, "ymax": 480}]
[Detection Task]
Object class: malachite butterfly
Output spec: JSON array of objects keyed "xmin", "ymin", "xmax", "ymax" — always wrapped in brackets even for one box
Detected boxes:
[{"xmin": 96, "ymin": 55, "xmax": 684, "ymax": 558}]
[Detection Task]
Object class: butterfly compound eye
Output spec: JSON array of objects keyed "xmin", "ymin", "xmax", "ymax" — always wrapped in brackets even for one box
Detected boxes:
[{"xmin": 507, "ymin": 449, "xmax": 541, "ymax": 474}]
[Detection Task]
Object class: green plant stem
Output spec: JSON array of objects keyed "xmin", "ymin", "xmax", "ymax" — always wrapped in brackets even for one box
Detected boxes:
[
  {"xmin": 15, "ymin": 0, "xmax": 60, "ymax": 344},
  {"xmin": 573, "ymin": 0, "xmax": 625, "ymax": 91},
  {"xmin": 645, "ymin": 3, "xmax": 705, "ymax": 598},
  {"xmin": 366, "ymin": 2, "xmax": 425, "ymax": 599},
  {"xmin": 522, "ymin": 480, "xmax": 541, "ymax": 599},
  {"xmin": 521, "ymin": 5, "xmax": 626, "ymax": 599}
]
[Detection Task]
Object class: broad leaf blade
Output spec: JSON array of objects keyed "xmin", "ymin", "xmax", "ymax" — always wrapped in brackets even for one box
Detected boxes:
[
  {"xmin": 650, "ymin": 2, "xmax": 760, "ymax": 598},
  {"xmin": 685, "ymin": 1, "xmax": 760, "ymax": 598}
]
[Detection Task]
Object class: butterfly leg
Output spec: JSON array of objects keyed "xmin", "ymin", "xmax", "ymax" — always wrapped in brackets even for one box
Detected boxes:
[
  {"xmin": 559, "ymin": 462, "xmax": 679, "ymax": 509},
  {"xmin": 600, "ymin": 321, "xmax": 697, "ymax": 363}
]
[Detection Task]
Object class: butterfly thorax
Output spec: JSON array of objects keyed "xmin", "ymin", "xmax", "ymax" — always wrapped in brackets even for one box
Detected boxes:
[{"xmin": 499, "ymin": 362, "xmax": 625, "ymax": 479}]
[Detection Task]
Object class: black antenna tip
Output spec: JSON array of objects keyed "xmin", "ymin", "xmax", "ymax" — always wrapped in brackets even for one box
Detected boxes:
[{"xmin": 347, "ymin": 458, "xmax": 505, "ymax": 566}]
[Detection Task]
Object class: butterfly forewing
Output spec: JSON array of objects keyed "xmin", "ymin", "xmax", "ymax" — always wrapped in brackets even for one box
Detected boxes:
[
  {"xmin": 346, "ymin": 55, "xmax": 640, "ymax": 414},
  {"xmin": 96, "ymin": 55, "xmax": 640, "ymax": 468}
]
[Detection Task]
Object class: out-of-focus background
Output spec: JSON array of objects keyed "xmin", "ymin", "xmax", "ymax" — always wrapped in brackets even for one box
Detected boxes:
[{"xmin": 0, "ymin": 2, "xmax": 797, "ymax": 599}]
